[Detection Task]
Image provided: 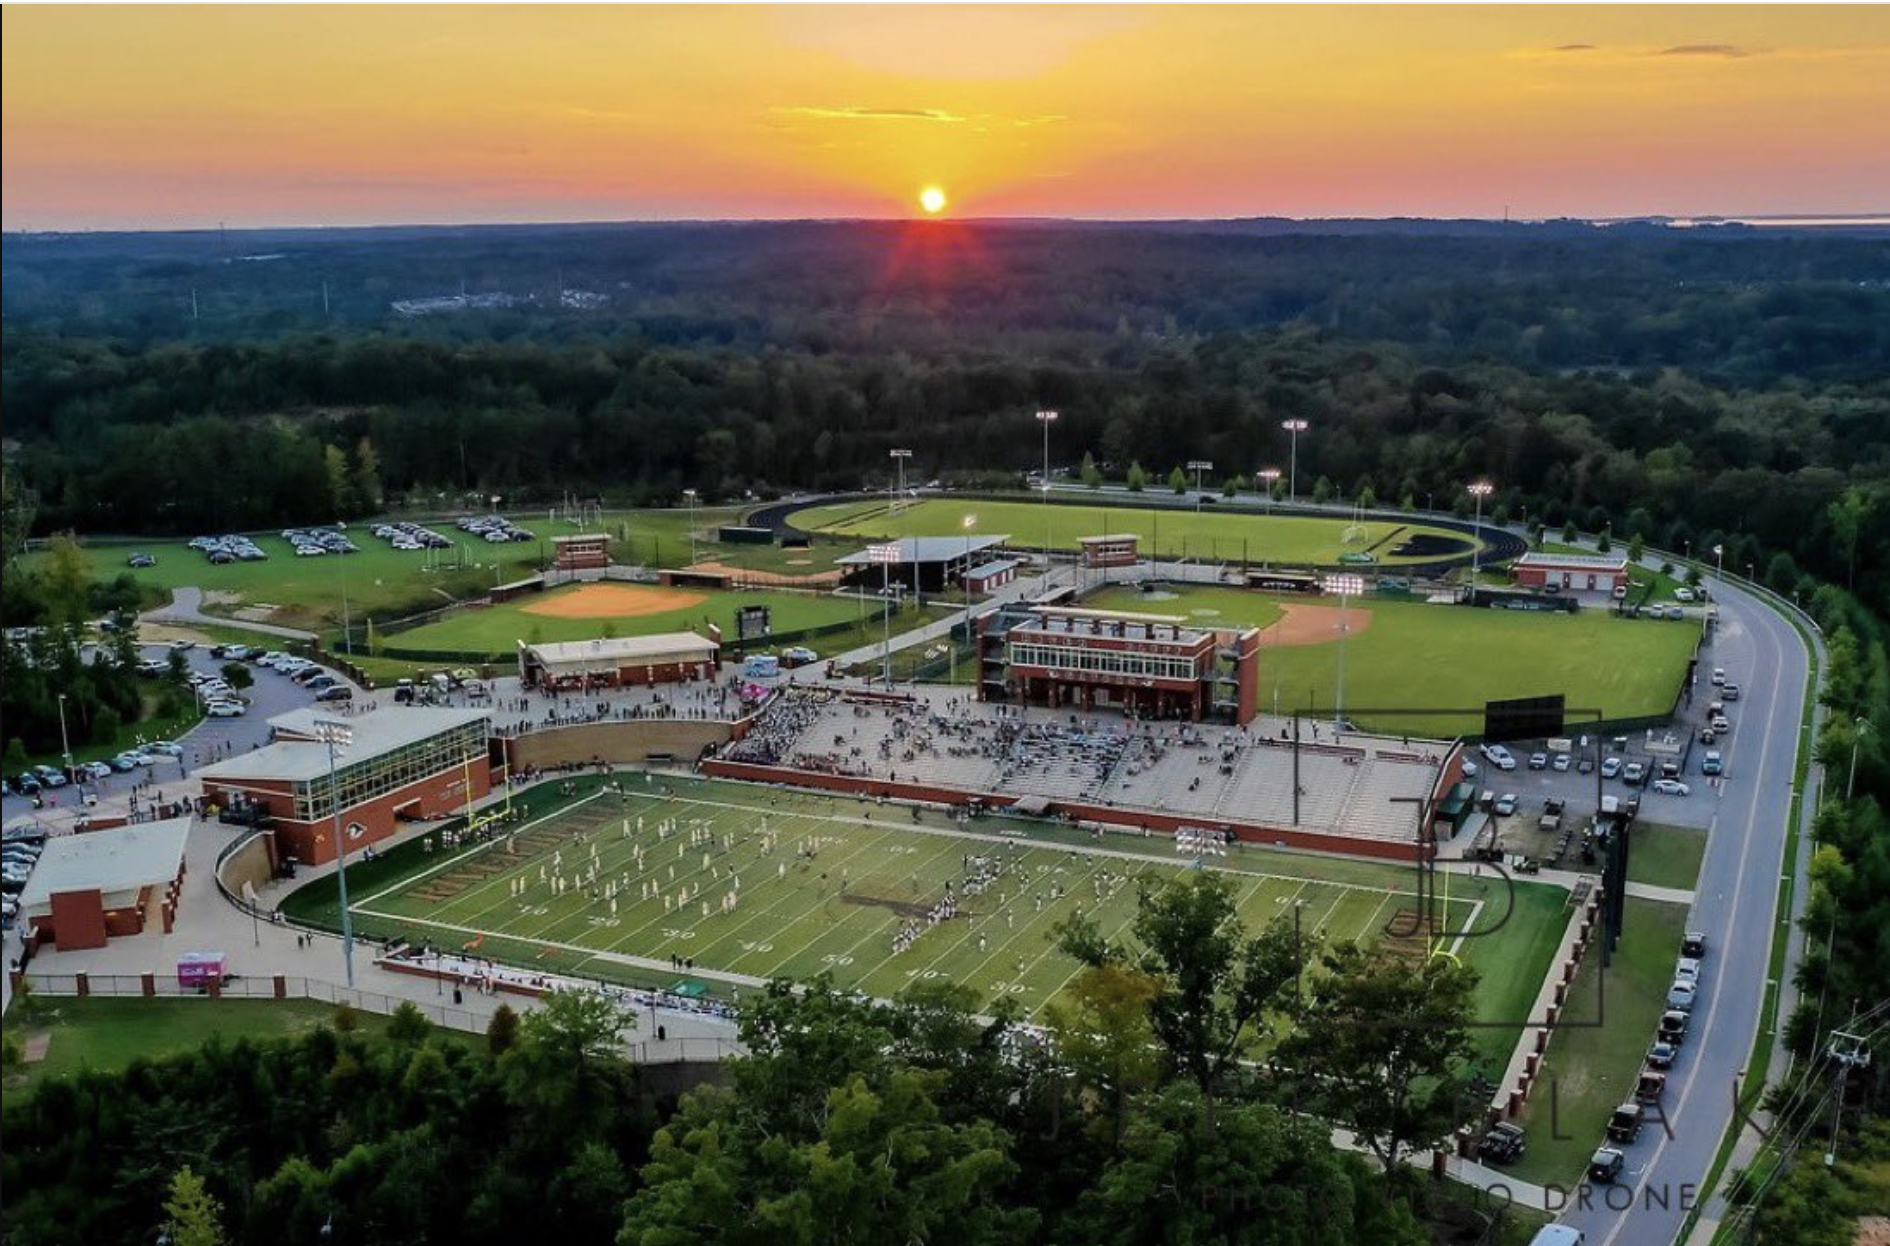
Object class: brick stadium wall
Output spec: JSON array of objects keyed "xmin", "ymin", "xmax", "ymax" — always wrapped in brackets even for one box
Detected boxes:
[
  {"xmin": 701, "ymin": 759, "xmax": 1421, "ymax": 862},
  {"xmin": 507, "ymin": 720, "xmax": 734, "ymax": 770}
]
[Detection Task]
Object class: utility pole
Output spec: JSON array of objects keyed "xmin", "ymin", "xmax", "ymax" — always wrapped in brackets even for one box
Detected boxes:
[{"xmin": 1281, "ymin": 420, "xmax": 1309, "ymax": 504}]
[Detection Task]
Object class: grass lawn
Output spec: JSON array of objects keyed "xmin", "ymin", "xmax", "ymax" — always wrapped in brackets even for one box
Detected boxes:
[
  {"xmin": 793, "ymin": 498, "xmax": 1478, "ymax": 567},
  {"xmin": 382, "ymin": 583, "xmax": 910, "ymax": 661},
  {"xmin": 1625, "ymin": 823, "xmax": 1708, "ymax": 892},
  {"xmin": 1084, "ymin": 585, "xmax": 1700, "ymax": 737},
  {"xmin": 2, "ymin": 997, "xmax": 437, "ymax": 1093},
  {"xmin": 1085, "ymin": 583, "xmax": 1287, "ymax": 630},
  {"xmin": 1505, "ymin": 897, "xmax": 1690, "ymax": 1186},
  {"xmin": 285, "ymin": 775, "xmax": 1562, "ymax": 1032},
  {"xmin": 58, "ymin": 531, "xmax": 542, "ymax": 633}
]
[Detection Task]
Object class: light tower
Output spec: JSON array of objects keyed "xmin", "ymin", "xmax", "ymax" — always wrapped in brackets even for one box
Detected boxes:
[
  {"xmin": 1187, "ymin": 459, "xmax": 1214, "ymax": 512},
  {"xmin": 1034, "ymin": 410, "xmax": 1059, "ymax": 578},
  {"xmin": 1467, "ymin": 481, "xmax": 1495, "ymax": 586},
  {"xmin": 1322, "ymin": 574, "xmax": 1365, "ymax": 733},
  {"xmin": 1281, "ymin": 420, "xmax": 1309, "ymax": 504},
  {"xmin": 1257, "ymin": 467, "xmax": 1281, "ymax": 514}
]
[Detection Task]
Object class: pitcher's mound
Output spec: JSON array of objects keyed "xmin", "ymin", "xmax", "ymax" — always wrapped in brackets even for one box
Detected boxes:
[{"xmin": 522, "ymin": 584, "xmax": 708, "ymax": 619}]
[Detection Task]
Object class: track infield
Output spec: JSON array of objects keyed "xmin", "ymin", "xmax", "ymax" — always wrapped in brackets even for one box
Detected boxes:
[
  {"xmin": 306, "ymin": 775, "xmax": 1561, "ymax": 1040},
  {"xmin": 792, "ymin": 497, "xmax": 1477, "ymax": 566}
]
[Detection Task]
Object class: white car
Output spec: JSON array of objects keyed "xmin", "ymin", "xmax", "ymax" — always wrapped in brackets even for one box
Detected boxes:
[
  {"xmin": 1675, "ymin": 588, "xmax": 1695, "ymax": 603},
  {"xmin": 205, "ymin": 700, "xmax": 248, "ymax": 717},
  {"xmin": 1480, "ymin": 743, "xmax": 1517, "ymax": 771},
  {"xmin": 1652, "ymin": 778, "xmax": 1691, "ymax": 796},
  {"xmin": 145, "ymin": 741, "xmax": 185, "ymax": 757},
  {"xmin": 1711, "ymin": 667, "xmax": 1727, "ymax": 686},
  {"xmin": 1667, "ymin": 980, "xmax": 1699, "ymax": 1011}
]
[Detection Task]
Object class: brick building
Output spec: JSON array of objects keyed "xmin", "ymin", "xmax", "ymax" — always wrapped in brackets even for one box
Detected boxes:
[
  {"xmin": 196, "ymin": 707, "xmax": 495, "ymax": 867},
  {"xmin": 17, "ymin": 817, "xmax": 191, "ymax": 950},
  {"xmin": 977, "ymin": 605, "xmax": 1263, "ymax": 724},
  {"xmin": 552, "ymin": 533, "xmax": 610, "ymax": 572},
  {"xmin": 516, "ymin": 632, "xmax": 721, "ymax": 691},
  {"xmin": 1511, "ymin": 551, "xmax": 1630, "ymax": 593}
]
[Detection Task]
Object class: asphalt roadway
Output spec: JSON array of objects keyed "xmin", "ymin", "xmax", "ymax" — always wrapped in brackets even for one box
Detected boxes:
[{"xmin": 1555, "ymin": 576, "xmax": 1811, "ymax": 1245}]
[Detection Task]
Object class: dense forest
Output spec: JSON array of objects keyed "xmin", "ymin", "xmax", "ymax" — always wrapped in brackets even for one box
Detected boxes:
[{"xmin": 3, "ymin": 223, "xmax": 1889, "ymax": 620}]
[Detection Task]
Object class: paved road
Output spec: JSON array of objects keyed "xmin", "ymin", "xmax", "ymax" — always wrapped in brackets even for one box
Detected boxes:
[
  {"xmin": 143, "ymin": 586, "xmax": 316, "ymax": 641},
  {"xmin": 1555, "ymin": 575, "xmax": 1812, "ymax": 1245}
]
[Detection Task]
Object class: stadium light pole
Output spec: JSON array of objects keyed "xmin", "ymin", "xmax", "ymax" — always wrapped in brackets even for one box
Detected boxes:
[
  {"xmin": 682, "ymin": 489, "xmax": 698, "ymax": 566},
  {"xmin": 1258, "ymin": 467, "xmax": 1281, "ymax": 516},
  {"xmin": 1188, "ymin": 459, "xmax": 1214, "ymax": 512},
  {"xmin": 890, "ymin": 448, "xmax": 914, "ymax": 606},
  {"xmin": 1848, "ymin": 719, "xmax": 1874, "ymax": 802},
  {"xmin": 1713, "ymin": 543, "xmax": 1725, "ymax": 585},
  {"xmin": 956, "ymin": 514, "xmax": 977, "ymax": 685},
  {"xmin": 56, "ymin": 693, "xmax": 73, "ymax": 782},
  {"xmin": 315, "ymin": 718, "xmax": 358, "ymax": 988},
  {"xmin": 1035, "ymin": 410, "xmax": 1059, "ymax": 581},
  {"xmin": 1281, "ymin": 420, "xmax": 1309, "ymax": 505},
  {"xmin": 868, "ymin": 542, "xmax": 901, "ymax": 689},
  {"xmin": 1322, "ymin": 574, "xmax": 1365, "ymax": 734},
  {"xmin": 1467, "ymin": 481, "xmax": 1495, "ymax": 586}
]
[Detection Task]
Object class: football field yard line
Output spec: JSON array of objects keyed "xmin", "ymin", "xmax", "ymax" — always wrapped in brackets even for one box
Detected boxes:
[{"xmin": 355, "ymin": 780, "xmax": 1444, "ymax": 1017}]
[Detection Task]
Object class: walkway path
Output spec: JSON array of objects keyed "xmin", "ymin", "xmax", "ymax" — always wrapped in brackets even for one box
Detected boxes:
[{"xmin": 142, "ymin": 586, "xmax": 317, "ymax": 641}]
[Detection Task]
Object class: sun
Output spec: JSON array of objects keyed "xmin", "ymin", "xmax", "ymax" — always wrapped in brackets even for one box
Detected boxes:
[{"xmin": 919, "ymin": 186, "xmax": 948, "ymax": 215}]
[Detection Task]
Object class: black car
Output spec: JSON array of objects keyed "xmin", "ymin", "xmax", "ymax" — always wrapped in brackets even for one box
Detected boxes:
[
  {"xmin": 1589, "ymin": 1147, "xmax": 1627, "ymax": 1184},
  {"xmin": 1646, "ymin": 1041, "xmax": 1677, "ymax": 1070},
  {"xmin": 1607, "ymin": 1103, "xmax": 1644, "ymax": 1143},
  {"xmin": 10, "ymin": 774, "xmax": 42, "ymax": 796},
  {"xmin": 1478, "ymin": 1122, "xmax": 1527, "ymax": 1165},
  {"xmin": 1681, "ymin": 931, "xmax": 1708, "ymax": 959},
  {"xmin": 1658, "ymin": 1010, "xmax": 1691, "ymax": 1046}
]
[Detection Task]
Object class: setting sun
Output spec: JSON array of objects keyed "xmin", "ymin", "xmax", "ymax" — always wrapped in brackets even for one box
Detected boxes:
[{"xmin": 919, "ymin": 187, "xmax": 948, "ymax": 215}]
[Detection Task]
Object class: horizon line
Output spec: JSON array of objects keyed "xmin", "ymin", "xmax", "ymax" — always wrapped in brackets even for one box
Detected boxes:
[{"xmin": 8, "ymin": 210, "xmax": 1890, "ymax": 238}]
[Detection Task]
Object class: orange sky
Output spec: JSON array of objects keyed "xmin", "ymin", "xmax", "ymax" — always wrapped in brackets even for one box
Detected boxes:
[{"xmin": 4, "ymin": 5, "xmax": 1887, "ymax": 229}]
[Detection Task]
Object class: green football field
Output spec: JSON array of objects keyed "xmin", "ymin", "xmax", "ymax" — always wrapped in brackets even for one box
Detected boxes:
[
  {"xmin": 380, "ymin": 583, "xmax": 906, "ymax": 661},
  {"xmin": 337, "ymin": 777, "xmax": 1561, "ymax": 1041},
  {"xmin": 791, "ymin": 497, "xmax": 1477, "ymax": 566},
  {"xmin": 1085, "ymin": 583, "xmax": 1700, "ymax": 737}
]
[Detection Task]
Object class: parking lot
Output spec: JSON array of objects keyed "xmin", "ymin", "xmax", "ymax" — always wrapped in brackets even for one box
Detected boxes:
[
  {"xmin": 0, "ymin": 642, "xmax": 328, "ymax": 829},
  {"xmin": 1464, "ymin": 639, "xmax": 1737, "ymax": 865}
]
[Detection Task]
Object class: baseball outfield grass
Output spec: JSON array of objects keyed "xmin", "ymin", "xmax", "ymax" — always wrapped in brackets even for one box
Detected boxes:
[
  {"xmin": 1084, "ymin": 584, "xmax": 1700, "ymax": 737},
  {"xmin": 284, "ymin": 775, "xmax": 1566, "ymax": 1054},
  {"xmin": 379, "ymin": 583, "xmax": 916, "ymax": 661},
  {"xmin": 792, "ymin": 497, "xmax": 1478, "ymax": 566}
]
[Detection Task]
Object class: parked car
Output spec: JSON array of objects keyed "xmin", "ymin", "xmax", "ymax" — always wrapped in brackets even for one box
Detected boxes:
[
  {"xmin": 1606, "ymin": 1103, "xmax": 1645, "ymax": 1143},
  {"xmin": 1675, "ymin": 956, "xmax": 1703, "ymax": 984},
  {"xmin": 1478, "ymin": 1122, "xmax": 1527, "ymax": 1165},
  {"xmin": 1551, "ymin": 752, "xmax": 1573, "ymax": 772},
  {"xmin": 1589, "ymin": 1147, "xmax": 1627, "ymax": 1184},
  {"xmin": 32, "ymin": 765, "xmax": 68, "ymax": 788},
  {"xmin": 1601, "ymin": 756, "xmax": 1623, "ymax": 779},
  {"xmin": 1681, "ymin": 931, "xmax": 1708, "ymax": 959},
  {"xmin": 1494, "ymin": 793, "xmax": 1520, "ymax": 817},
  {"xmin": 1701, "ymin": 751, "xmax": 1723, "ymax": 776},
  {"xmin": 206, "ymin": 700, "xmax": 248, "ymax": 718},
  {"xmin": 127, "ymin": 553, "xmax": 157, "ymax": 568},
  {"xmin": 1622, "ymin": 761, "xmax": 1646, "ymax": 786},
  {"xmin": 1722, "ymin": 684, "xmax": 1741, "ymax": 701},
  {"xmin": 1651, "ymin": 778, "xmax": 1691, "ymax": 796},
  {"xmin": 1658, "ymin": 1010, "xmax": 1691, "ymax": 1046},
  {"xmin": 782, "ymin": 646, "xmax": 820, "ymax": 667},
  {"xmin": 146, "ymin": 740, "xmax": 185, "ymax": 757},
  {"xmin": 1480, "ymin": 743, "xmax": 1517, "ymax": 771},
  {"xmin": 81, "ymin": 761, "xmax": 114, "ymax": 781},
  {"xmin": 314, "ymin": 685, "xmax": 354, "ymax": 703},
  {"xmin": 1667, "ymin": 980, "xmax": 1699, "ymax": 1011},
  {"xmin": 1646, "ymin": 1040, "xmax": 1677, "ymax": 1070},
  {"xmin": 1528, "ymin": 752, "xmax": 1549, "ymax": 770},
  {"xmin": 1712, "ymin": 667, "xmax": 1727, "ymax": 685}
]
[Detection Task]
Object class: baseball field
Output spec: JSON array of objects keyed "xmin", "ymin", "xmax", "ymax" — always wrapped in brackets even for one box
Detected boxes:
[
  {"xmin": 379, "ymin": 582, "xmax": 905, "ymax": 661},
  {"xmin": 1084, "ymin": 583, "xmax": 1701, "ymax": 736},
  {"xmin": 791, "ymin": 497, "xmax": 1477, "ymax": 566},
  {"xmin": 290, "ymin": 774, "xmax": 1566, "ymax": 1066}
]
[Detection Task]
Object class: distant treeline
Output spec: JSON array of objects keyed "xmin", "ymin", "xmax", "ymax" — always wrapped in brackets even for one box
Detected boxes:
[{"xmin": 4, "ymin": 322, "xmax": 1886, "ymax": 619}]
